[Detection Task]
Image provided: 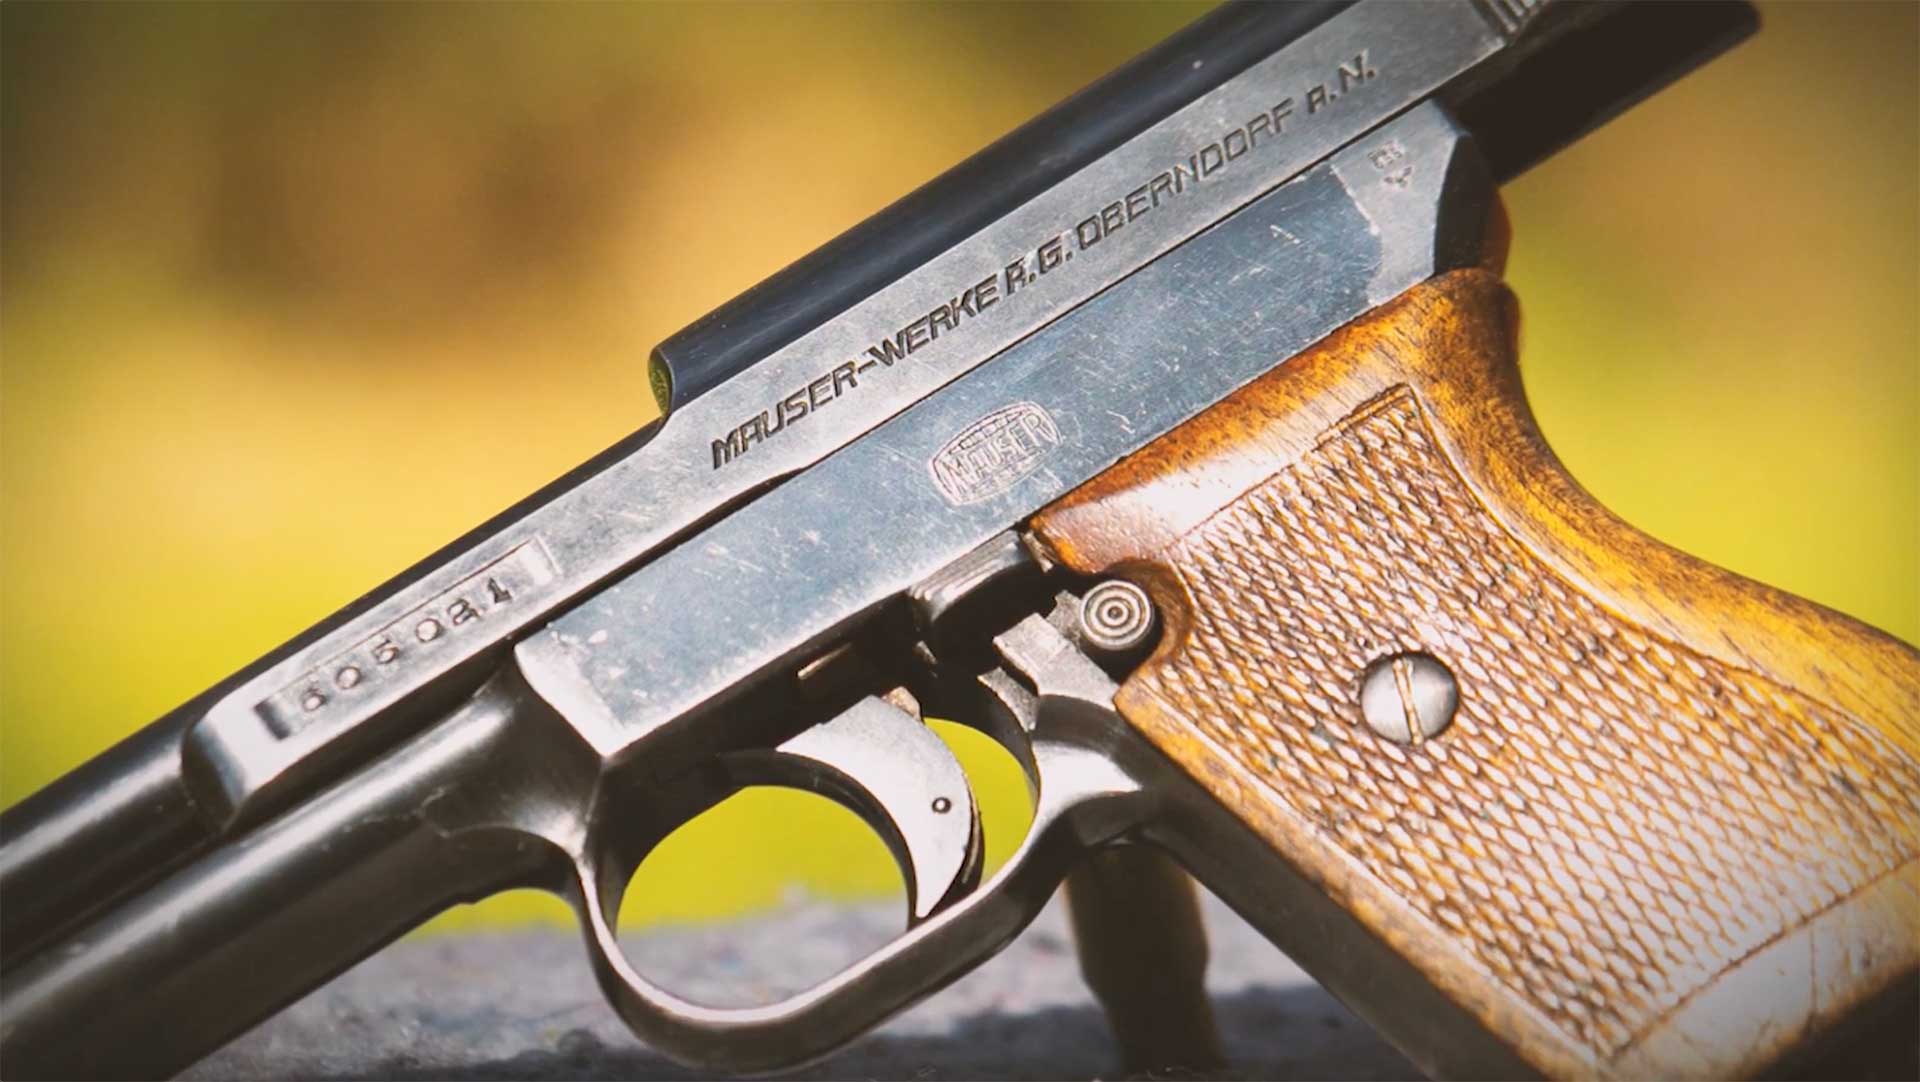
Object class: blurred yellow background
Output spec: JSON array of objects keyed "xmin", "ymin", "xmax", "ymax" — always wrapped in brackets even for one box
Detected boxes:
[{"xmin": 3, "ymin": 3, "xmax": 1915, "ymax": 934}]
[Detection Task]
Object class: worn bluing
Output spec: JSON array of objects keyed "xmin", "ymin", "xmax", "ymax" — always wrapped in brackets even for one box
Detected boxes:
[{"xmin": 184, "ymin": 0, "xmax": 1508, "ymax": 826}]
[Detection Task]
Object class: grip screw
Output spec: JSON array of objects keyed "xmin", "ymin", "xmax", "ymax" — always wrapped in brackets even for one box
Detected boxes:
[
  {"xmin": 1079, "ymin": 580, "xmax": 1157, "ymax": 656},
  {"xmin": 1359, "ymin": 652, "xmax": 1458, "ymax": 744}
]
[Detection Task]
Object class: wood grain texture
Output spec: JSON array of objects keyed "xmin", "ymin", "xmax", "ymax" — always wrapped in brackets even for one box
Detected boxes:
[{"xmin": 1031, "ymin": 269, "xmax": 1920, "ymax": 1079}]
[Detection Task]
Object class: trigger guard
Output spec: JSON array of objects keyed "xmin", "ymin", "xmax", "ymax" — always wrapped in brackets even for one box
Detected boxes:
[{"xmin": 565, "ymin": 735, "xmax": 1151, "ymax": 1073}]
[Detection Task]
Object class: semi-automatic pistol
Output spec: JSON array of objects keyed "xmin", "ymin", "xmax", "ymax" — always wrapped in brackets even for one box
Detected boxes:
[{"xmin": 5, "ymin": 2, "xmax": 1917, "ymax": 1078}]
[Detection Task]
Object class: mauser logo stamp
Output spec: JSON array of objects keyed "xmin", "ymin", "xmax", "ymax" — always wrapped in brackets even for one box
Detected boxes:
[{"xmin": 929, "ymin": 402, "xmax": 1060, "ymax": 506}]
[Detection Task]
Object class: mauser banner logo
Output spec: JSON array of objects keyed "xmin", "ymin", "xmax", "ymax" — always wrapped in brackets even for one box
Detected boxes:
[{"xmin": 929, "ymin": 402, "xmax": 1061, "ymax": 506}]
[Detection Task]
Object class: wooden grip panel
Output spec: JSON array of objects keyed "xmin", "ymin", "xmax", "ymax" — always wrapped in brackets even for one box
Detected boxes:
[{"xmin": 1032, "ymin": 270, "xmax": 1920, "ymax": 1078}]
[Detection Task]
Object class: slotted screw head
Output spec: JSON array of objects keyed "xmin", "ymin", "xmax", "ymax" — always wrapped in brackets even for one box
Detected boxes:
[{"xmin": 1359, "ymin": 652, "xmax": 1458, "ymax": 744}]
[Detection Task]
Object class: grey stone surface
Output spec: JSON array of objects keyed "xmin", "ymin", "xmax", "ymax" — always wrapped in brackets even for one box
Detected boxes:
[{"xmin": 184, "ymin": 890, "xmax": 1417, "ymax": 1080}]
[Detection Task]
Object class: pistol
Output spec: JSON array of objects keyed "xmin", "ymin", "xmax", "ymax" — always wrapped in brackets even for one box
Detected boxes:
[{"xmin": 5, "ymin": 2, "xmax": 1917, "ymax": 1078}]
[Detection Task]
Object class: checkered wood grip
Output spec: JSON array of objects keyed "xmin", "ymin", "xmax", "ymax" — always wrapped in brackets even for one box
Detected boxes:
[{"xmin": 1032, "ymin": 270, "xmax": 1920, "ymax": 1079}]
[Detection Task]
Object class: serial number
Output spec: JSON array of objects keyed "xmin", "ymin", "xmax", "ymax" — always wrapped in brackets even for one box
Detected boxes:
[{"xmin": 258, "ymin": 540, "xmax": 560, "ymax": 737}]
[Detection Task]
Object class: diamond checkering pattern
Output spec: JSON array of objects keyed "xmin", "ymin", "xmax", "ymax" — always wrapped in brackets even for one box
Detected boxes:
[{"xmin": 1130, "ymin": 387, "xmax": 1920, "ymax": 1052}]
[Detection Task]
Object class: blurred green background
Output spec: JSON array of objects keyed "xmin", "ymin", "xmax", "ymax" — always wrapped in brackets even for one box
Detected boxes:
[{"xmin": 3, "ymin": 3, "xmax": 1915, "ymax": 935}]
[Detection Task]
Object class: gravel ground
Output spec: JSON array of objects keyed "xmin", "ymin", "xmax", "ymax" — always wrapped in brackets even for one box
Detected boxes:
[{"xmin": 185, "ymin": 889, "xmax": 1417, "ymax": 1080}]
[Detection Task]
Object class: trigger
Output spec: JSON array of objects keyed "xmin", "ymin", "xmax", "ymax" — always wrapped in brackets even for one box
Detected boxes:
[{"xmin": 725, "ymin": 696, "xmax": 982, "ymax": 922}]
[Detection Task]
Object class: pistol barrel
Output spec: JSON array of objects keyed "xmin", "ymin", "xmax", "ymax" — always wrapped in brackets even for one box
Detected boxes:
[
  {"xmin": 0, "ymin": 676, "xmax": 577, "ymax": 1080},
  {"xmin": 647, "ymin": 1, "xmax": 1352, "ymax": 414}
]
